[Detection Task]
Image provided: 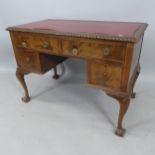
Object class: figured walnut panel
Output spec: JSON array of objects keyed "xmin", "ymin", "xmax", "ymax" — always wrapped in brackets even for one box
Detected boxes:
[
  {"xmin": 88, "ymin": 60, "xmax": 123, "ymax": 90},
  {"xmin": 62, "ymin": 38, "xmax": 126, "ymax": 62}
]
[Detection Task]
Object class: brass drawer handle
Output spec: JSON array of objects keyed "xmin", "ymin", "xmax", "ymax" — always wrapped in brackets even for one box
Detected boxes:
[
  {"xmin": 103, "ymin": 48, "xmax": 110, "ymax": 56},
  {"xmin": 103, "ymin": 72, "xmax": 107, "ymax": 76},
  {"xmin": 42, "ymin": 42, "xmax": 49, "ymax": 48},
  {"xmin": 26, "ymin": 57, "xmax": 31, "ymax": 63},
  {"xmin": 71, "ymin": 47, "xmax": 78, "ymax": 55},
  {"xmin": 21, "ymin": 42, "xmax": 27, "ymax": 48}
]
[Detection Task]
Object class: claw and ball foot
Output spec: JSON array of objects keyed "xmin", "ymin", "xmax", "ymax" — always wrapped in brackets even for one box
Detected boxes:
[
  {"xmin": 115, "ymin": 128, "xmax": 126, "ymax": 137},
  {"xmin": 16, "ymin": 68, "xmax": 30, "ymax": 103},
  {"xmin": 22, "ymin": 96, "xmax": 30, "ymax": 102},
  {"xmin": 53, "ymin": 67, "xmax": 60, "ymax": 80},
  {"xmin": 131, "ymin": 92, "xmax": 136, "ymax": 99}
]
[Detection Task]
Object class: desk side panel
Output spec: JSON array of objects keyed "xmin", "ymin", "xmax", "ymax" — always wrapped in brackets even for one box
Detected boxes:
[
  {"xmin": 129, "ymin": 36, "xmax": 143, "ymax": 80},
  {"xmin": 126, "ymin": 36, "xmax": 144, "ymax": 93}
]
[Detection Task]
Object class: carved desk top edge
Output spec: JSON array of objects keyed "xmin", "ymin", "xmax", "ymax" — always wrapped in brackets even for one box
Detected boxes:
[{"xmin": 6, "ymin": 19, "xmax": 148, "ymax": 43}]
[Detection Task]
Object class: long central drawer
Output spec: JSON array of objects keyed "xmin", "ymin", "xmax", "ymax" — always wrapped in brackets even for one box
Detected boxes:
[{"xmin": 62, "ymin": 38, "xmax": 126, "ymax": 62}]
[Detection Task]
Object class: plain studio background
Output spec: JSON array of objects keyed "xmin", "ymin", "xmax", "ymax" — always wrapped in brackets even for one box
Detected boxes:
[{"xmin": 0, "ymin": 0, "xmax": 155, "ymax": 155}]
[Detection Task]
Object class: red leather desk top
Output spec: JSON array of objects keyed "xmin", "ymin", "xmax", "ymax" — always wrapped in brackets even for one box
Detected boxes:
[{"xmin": 7, "ymin": 19, "xmax": 148, "ymax": 42}]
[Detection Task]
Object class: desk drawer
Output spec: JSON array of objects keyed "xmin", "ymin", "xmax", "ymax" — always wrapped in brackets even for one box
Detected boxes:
[
  {"xmin": 12, "ymin": 32, "xmax": 59, "ymax": 54},
  {"xmin": 62, "ymin": 39, "xmax": 126, "ymax": 62},
  {"xmin": 16, "ymin": 50, "xmax": 40, "ymax": 72},
  {"xmin": 88, "ymin": 60, "xmax": 123, "ymax": 90}
]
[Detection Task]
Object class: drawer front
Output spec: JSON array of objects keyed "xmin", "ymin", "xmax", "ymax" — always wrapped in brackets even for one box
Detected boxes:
[
  {"xmin": 88, "ymin": 60, "xmax": 123, "ymax": 90},
  {"xmin": 62, "ymin": 39, "xmax": 126, "ymax": 62},
  {"xmin": 16, "ymin": 50, "xmax": 40, "ymax": 72},
  {"xmin": 12, "ymin": 32, "xmax": 59, "ymax": 54}
]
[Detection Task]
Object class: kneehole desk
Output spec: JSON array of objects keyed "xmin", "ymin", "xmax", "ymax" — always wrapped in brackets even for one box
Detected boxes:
[{"xmin": 7, "ymin": 19, "xmax": 148, "ymax": 137}]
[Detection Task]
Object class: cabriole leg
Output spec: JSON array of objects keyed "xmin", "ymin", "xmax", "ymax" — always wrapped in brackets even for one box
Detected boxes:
[
  {"xmin": 16, "ymin": 67, "xmax": 30, "ymax": 103},
  {"xmin": 115, "ymin": 98, "xmax": 130, "ymax": 137},
  {"xmin": 107, "ymin": 94, "xmax": 130, "ymax": 137}
]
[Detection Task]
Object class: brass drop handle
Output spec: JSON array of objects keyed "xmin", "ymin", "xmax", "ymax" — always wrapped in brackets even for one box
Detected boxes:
[
  {"xmin": 71, "ymin": 47, "xmax": 78, "ymax": 55},
  {"xmin": 21, "ymin": 42, "xmax": 27, "ymax": 48},
  {"xmin": 103, "ymin": 72, "xmax": 107, "ymax": 76},
  {"xmin": 43, "ymin": 41, "xmax": 49, "ymax": 48},
  {"xmin": 103, "ymin": 48, "xmax": 110, "ymax": 56}
]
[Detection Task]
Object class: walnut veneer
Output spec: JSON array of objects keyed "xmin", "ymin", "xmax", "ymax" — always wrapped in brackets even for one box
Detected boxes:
[{"xmin": 7, "ymin": 19, "xmax": 148, "ymax": 137}]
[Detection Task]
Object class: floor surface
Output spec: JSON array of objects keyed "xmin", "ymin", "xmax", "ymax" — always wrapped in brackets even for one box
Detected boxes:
[{"xmin": 0, "ymin": 70, "xmax": 155, "ymax": 155}]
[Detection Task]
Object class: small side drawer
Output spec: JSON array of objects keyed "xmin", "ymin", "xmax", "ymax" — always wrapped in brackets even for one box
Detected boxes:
[
  {"xmin": 16, "ymin": 50, "xmax": 40, "ymax": 72},
  {"xmin": 88, "ymin": 60, "xmax": 123, "ymax": 90},
  {"xmin": 62, "ymin": 39, "xmax": 126, "ymax": 62},
  {"xmin": 12, "ymin": 32, "xmax": 59, "ymax": 54}
]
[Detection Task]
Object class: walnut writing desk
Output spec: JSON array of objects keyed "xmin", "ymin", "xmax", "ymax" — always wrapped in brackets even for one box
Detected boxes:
[{"xmin": 7, "ymin": 19, "xmax": 148, "ymax": 136}]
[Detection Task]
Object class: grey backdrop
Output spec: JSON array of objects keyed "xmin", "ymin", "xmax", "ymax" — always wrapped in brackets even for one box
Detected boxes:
[{"xmin": 0, "ymin": 0, "xmax": 154, "ymax": 76}]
